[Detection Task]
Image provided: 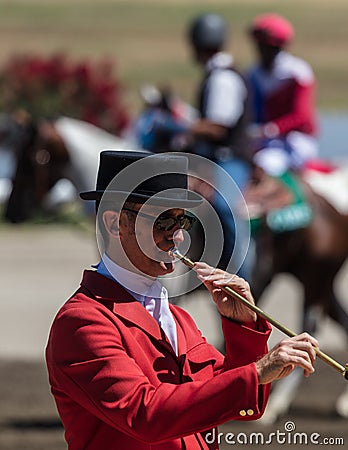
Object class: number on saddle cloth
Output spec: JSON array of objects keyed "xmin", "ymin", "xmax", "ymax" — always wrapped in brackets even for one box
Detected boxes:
[
  {"xmin": 249, "ymin": 171, "xmax": 313, "ymax": 234},
  {"xmin": 266, "ymin": 172, "xmax": 312, "ymax": 233},
  {"xmin": 266, "ymin": 202, "xmax": 312, "ymax": 233}
]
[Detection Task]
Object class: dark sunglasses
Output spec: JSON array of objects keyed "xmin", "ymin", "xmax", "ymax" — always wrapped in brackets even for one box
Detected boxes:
[{"xmin": 122, "ymin": 208, "xmax": 196, "ymax": 232}]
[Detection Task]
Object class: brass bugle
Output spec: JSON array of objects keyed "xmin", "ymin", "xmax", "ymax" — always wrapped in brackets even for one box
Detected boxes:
[{"xmin": 171, "ymin": 249, "xmax": 348, "ymax": 380}]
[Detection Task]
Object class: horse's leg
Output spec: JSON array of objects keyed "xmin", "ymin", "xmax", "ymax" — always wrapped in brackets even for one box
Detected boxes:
[
  {"xmin": 301, "ymin": 303, "xmax": 323, "ymax": 335},
  {"xmin": 336, "ymin": 385, "xmax": 348, "ymax": 418},
  {"xmin": 331, "ymin": 292, "xmax": 348, "ymax": 418},
  {"xmin": 250, "ymin": 233, "xmax": 275, "ymax": 302},
  {"xmin": 261, "ymin": 267, "xmax": 325, "ymax": 425},
  {"xmin": 326, "ymin": 293, "xmax": 348, "ymax": 339},
  {"xmin": 300, "ymin": 260, "xmax": 348, "ymax": 338},
  {"xmin": 300, "ymin": 262, "xmax": 338, "ymax": 334},
  {"xmin": 325, "ymin": 287, "xmax": 348, "ymax": 418},
  {"xmin": 302, "ymin": 267, "xmax": 348, "ymax": 418},
  {"xmin": 4, "ymin": 163, "xmax": 35, "ymax": 222}
]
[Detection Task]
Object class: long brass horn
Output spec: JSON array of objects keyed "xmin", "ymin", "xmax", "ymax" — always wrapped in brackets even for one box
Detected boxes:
[{"xmin": 172, "ymin": 249, "xmax": 348, "ymax": 380}]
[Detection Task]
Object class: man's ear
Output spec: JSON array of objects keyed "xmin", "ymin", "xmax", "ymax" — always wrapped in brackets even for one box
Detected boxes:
[{"xmin": 103, "ymin": 210, "xmax": 120, "ymax": 237}]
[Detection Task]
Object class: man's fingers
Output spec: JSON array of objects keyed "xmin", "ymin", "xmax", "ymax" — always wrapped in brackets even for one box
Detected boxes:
[
  {"xmin": 291, "ymin": 332, "xmax": 319, "ymax": 346},
  {"xmin": 289, "ymin": 349, "xmax": 316, "ymax": 373},
  {"xmin": 286, "ymin": 353, "xmax": 315, "ymax": 375},
  {"xmin": 288, "ymin": 339, "xmax": 317, "ymax": 356},
  {"xmin": 275, "ymin": 337, "xmax": 317, "ymax": 373},
  {"xmin": 194, "ymin": 262, "xmax": 250, "ymax": 292},
  {"xmin": 257, "ymin": 334, "xmax": 318, "ymax": 384},
  {"xmin": 193, "ymin": 262, "xmax": 214, "ymax": 274},
  {"xmin": 196, "ymin": 268, "xmax": 227, "ymax": 281},
  {"xmin": 283, "ymin": 336, "xmax": 318, "ymax": 365}
]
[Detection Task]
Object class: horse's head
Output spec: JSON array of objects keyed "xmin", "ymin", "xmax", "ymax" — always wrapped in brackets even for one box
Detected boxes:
[{"xmin": 4, "ymin": 116, "xmax": 70, "ymax": 223}]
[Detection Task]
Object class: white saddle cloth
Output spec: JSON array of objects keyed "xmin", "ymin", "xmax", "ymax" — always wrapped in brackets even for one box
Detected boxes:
[{"xmin": 303, "ymin": 166, "xmax": 348, "ymax": 214}]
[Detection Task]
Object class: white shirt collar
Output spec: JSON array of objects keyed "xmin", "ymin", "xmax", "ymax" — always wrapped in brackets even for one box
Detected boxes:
[{"xmin": 101, "ymin": 253, "xmax": 165, "ymax": 301}]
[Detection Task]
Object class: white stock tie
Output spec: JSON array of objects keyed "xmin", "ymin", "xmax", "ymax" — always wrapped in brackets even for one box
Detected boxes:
[{"xmin": 143, "ymin": 284, "xmax": 178, "ymax": 355}]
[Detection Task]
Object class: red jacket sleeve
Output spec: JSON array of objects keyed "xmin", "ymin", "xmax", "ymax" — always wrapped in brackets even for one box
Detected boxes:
[{"xmin": 270, "ymin": 81, "xmax": 317, "ymax": 136}]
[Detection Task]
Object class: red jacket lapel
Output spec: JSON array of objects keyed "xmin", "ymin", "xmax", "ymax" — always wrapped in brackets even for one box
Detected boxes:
[{"xmin": 79, "ymin": 270, "xmax": 171, "ymax": 348}]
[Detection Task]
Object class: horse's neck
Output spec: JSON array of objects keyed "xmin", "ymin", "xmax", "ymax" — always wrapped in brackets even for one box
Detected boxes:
[{"xmin": 54, "ymin": 117, "xmax": 132, "ymax": 192}]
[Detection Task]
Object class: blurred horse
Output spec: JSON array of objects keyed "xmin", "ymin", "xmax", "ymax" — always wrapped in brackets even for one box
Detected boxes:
[
  {"xmin": 243, "ymin": 169, "xmax": 348, "ymax": 422},
  {"xmin": 3, "ymin": 86, "xmax": 194, "ymax": 223},
  {"xmin": 3, "ymin": 115, "xmax": 134, "ymax": 223}
]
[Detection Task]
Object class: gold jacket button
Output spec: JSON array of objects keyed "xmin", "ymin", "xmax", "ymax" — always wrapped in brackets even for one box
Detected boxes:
[
  {"xmin": 247, "ymin": 409, "xmax": 254, "ymax": 416},
  {"xmin": 239, "ymin": 410, "xmax": 247, "ymax": 416}
]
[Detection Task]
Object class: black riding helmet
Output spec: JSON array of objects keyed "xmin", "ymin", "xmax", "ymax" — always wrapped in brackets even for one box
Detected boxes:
[{"xmin": 188, "ymin": 13, "xmax": 227, "ymax": 51}]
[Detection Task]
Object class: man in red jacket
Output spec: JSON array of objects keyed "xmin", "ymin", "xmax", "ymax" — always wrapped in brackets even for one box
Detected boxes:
[{"xmin": 46, "ymin": 150, "xmax": 318, "ymax": 449}]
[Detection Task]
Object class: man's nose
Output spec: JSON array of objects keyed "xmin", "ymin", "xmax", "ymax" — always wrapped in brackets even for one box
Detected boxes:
[{"xmin": 173, "ymin": 228, "xmax": 185, "ymax": 245}]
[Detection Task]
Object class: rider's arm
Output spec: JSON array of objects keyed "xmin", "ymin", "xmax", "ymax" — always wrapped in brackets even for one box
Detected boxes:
[
  {"xmin": 190, "ymin": 119, "xmax": 228, "ymax": 141},
  {"xmin": 267, "ymin": 80, "xmax": 317, "ymax": 137},
  {"xmin": 191, "ymin": 69, "xmax": 247, "ymax": 142}
]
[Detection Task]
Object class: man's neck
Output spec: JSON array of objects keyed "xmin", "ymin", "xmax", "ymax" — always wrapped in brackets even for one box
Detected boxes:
[{"xmin": 103, "ymin": 252, "xmax": 157, "ymax": 284}]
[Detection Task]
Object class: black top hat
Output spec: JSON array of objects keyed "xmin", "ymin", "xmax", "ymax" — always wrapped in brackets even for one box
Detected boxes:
[{"xmin": 79, "ymin": 150, "xmax": 203, "ymax": 207}]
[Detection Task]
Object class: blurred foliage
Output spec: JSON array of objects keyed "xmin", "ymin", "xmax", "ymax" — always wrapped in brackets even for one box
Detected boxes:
[
  {"xmin": 0, "ymin": 1, "xmax": 347, "ymax": 112},
  {"xmin": 0, "ymin": 53, "xmax": 129, "ymax": 134}
]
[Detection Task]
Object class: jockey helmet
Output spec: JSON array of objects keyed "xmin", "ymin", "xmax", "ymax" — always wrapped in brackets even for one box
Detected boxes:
[
  {"xmin": 249, "ymin": 13, "xmax": 294, "ymax": 47},
  {"xmin": 188, "ymin": 13, "xmax": 227, "ymax": 51}
]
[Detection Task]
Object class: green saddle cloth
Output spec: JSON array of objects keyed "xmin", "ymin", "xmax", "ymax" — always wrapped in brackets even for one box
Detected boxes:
[{"xmin": 251, "ymin": 171, "xmax": 312, "ymax": 234}]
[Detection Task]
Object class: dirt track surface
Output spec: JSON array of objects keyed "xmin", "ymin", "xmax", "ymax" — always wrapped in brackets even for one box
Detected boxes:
[{"xmin": 1, "ymin": 225, "xmax": 347, "ymax": 449}]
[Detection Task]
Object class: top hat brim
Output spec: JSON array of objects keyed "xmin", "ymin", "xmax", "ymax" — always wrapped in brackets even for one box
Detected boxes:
[{"xmin": 79, "ymin": 189, "xmax": 203, "ymax": 207}]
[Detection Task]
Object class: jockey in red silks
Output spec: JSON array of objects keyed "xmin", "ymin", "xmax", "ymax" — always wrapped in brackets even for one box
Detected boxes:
[{"xmin": 246, "ymin": 13, "xmax": 318, "ymax": 177}]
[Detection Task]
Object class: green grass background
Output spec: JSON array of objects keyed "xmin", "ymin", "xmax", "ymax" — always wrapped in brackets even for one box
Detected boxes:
[{"xmin": 0, "ymin": 0, "xmax": 347, "ymax": 114}]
